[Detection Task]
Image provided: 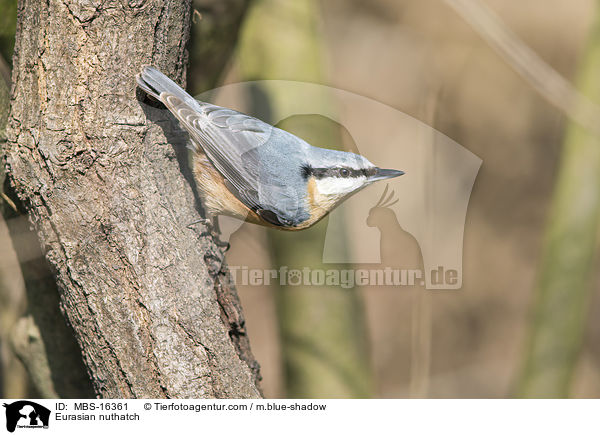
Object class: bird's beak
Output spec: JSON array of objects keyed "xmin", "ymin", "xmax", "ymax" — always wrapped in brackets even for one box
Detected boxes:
[{"xmin": 372, "ymin": 168, "xmax": 405, "ymax": 181}]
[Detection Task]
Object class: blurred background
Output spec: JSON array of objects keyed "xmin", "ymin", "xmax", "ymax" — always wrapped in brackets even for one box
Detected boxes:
[{"xmin": 2, "ymin": 0, "xmax": 600, "ymax": 398}]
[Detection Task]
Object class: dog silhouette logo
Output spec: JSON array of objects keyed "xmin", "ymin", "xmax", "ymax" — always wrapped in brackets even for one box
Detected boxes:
[{"xmin": 2, "ymin": 401, "xmax": 50, "ymax": 432}]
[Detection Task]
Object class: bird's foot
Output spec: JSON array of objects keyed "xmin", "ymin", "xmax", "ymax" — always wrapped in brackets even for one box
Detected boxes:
[
  {"xmin": 187, "ymin": 218, "xmax": 213, "ymax": 231},
  {"xmin": 187, "ymin": 218, "xmax": 230, "ymax": 251},
  {"xmin": 214, "ymin": 238, "xmax": 231, "ymax": 251}
]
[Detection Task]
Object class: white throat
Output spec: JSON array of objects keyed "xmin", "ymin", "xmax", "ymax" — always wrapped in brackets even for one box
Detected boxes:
[{"xmin": 314, "ymin": 176, "xmax": 366, "ymax": 197}]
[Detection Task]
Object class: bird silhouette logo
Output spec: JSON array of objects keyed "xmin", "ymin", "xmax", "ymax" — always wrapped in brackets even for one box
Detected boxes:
[
  {"xmin": 366, "ymin": 184, "xmax": 399, "ymax": 227},
  {"xmin": 367, "ymin": 185, "xmax": 424, "ymax": 273}
]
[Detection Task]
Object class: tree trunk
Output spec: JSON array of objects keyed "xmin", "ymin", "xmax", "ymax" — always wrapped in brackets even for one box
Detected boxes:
[{"xmin": 3, "ymin": 0, "xmax": 261, "ymax": 398}]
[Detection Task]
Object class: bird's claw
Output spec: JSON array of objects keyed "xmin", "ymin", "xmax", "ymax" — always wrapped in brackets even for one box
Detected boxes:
[
  {"xmin": 187, "ymin": 218, "xmax": 213, "ymax": 231},
  {"xmin": 187, "ymin": 218, "xmax": 230, "ymax": 251}
]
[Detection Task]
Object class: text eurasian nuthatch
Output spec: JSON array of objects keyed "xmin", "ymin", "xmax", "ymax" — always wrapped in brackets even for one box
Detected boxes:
[{"xmin": 136, "ymin": 66, "xmax": 404, "ymax": 231}]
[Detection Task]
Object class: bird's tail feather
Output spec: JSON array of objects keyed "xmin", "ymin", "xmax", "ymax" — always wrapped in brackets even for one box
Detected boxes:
[{"xmin": 136, "ymin": 66, "xmax": 196, "ymax": 106}]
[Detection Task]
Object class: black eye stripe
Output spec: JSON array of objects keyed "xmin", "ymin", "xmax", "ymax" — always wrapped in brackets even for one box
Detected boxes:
[{"xmin": 301, "ymin": 165, "xmax": 376, "ymax": 180}]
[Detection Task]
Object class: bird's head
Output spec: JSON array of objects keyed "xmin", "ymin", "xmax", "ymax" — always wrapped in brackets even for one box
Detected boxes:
[{"xmin": 301, "ymin": 148, "xmax": 404, "ymax": 213}]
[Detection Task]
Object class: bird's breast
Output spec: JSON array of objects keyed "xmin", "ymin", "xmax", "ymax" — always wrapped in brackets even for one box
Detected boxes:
[{"xmin": 286, "ymin": 176, "xmax": 333, "ymax": 230}]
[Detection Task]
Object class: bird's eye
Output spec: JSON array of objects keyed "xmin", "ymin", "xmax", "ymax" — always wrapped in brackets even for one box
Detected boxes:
[{"xmin": 339, "ymin": 168, "xmax": 350, "ymax": 178}]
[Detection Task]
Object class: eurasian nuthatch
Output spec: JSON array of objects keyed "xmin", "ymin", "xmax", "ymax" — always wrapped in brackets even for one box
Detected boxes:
[{"xmin": 136, "ymin": 66, "xmax": 404, "ymax": 231}]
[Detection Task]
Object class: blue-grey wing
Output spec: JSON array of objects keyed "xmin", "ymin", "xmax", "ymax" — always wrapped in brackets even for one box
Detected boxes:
[
  {"xmin": 164, "ymin": 95, "xmax": 268, "ymax": 209},
  {"xmin": 160, "ymin": 97, "xmax": 308, "ymax": 224},
  {"xmin": 137, "ymin": 65, "xmax": 310, "ymax": 225}
]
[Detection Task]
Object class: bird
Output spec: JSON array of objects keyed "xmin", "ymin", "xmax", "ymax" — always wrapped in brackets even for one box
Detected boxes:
[{"xmin": 136, "ymin": 66, "xmax": 404, "ymax": 231}]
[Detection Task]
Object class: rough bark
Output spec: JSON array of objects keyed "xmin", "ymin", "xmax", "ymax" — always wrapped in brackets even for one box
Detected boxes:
[{"xmin": 4, "ymin": 0, "xmax": 261, "ymax": 398}]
